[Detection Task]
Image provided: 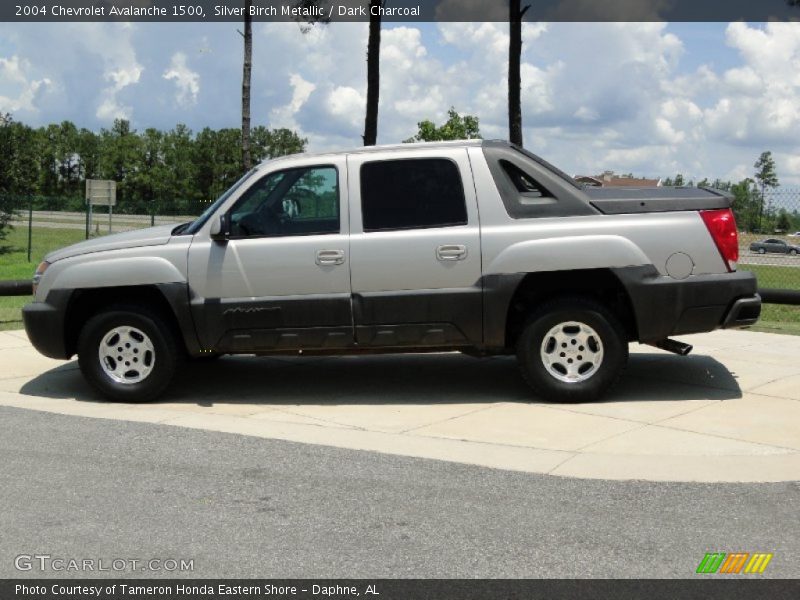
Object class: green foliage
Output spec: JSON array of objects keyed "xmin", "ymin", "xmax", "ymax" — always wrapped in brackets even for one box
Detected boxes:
[
  {"xmin": 404, "ymin": 108, "xmax": 482, "ymax": 143},
  {"xmin": 0, "ymin": 115, "xmax": 308, "ymax": 218},
  {"xmin": 776, "ymin": 210, "xmax": 792, "ymax": 232},
  {"xmin": 251, "ymin": 127, "xmax": 307, "ymax": 160},
  {"xmin": 731, "ymin": 178, "xmax": 760, "ymax": 232},
  {"xmin": 0, "ymin": 113, "xmax": 41, "ymax": 246},
  {"xmin": 754, "ymin": 151, "xmax": 779, "ymax": 190},
  {"xmin": 753, "ymin": 150, "xmax": 779, "ymax": 232}
]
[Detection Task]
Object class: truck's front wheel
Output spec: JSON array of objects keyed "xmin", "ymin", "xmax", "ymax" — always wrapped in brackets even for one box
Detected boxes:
[
  {"xmin": 517, "ymin": 297, "xmax": 628, "ymax": 403},
  {"xmin": 77, "ymin": 307, "xmax": 177, "ymax": 402}
]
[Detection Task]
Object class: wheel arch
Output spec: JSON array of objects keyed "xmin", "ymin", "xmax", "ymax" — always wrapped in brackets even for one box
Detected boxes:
[
  {"xmin": 483, "ymin": 268, "xmax": 638, "ymax": 351},
  {"xmin": 63, "ymin": 283, "xmax": 199, "ymax": 358}
]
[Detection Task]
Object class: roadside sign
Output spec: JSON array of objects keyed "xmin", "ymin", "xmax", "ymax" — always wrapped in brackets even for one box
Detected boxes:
[
  {"xmin": 85, "ymin": 179, "xmax": 117, "ymax": 235},
  {"xmin": 85, "ymin": 179, "xmax": 117, "ymax": 206}
]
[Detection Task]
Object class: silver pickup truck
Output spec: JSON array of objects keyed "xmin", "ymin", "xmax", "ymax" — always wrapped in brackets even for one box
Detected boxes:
[{"xmin": 23, "ymin": 140, "xmax": 760, "ymax": 403}]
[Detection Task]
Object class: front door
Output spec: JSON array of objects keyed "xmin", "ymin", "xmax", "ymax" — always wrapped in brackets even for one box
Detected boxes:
[
  {"xmin": 346, "ymin": 148, "xmax": 483, "ymax": 348},
  {"xmin": 187, "ymin": 158, "xmax": 353, "ymax": 353}
]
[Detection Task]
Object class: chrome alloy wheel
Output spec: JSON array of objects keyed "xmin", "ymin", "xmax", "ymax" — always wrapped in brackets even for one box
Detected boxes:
[
  {"xmin": 98, "ymin": 326, "xmax": 155, "ymax": 384},
  {"xmin": 539, "ymin": 321, "xmax": 604, "ymax": 383}
]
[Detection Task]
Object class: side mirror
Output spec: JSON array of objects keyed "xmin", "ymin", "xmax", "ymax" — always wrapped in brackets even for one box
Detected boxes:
[{"xmin": 210, "ymin": 214, "xmax": 229, "ymax": 241}]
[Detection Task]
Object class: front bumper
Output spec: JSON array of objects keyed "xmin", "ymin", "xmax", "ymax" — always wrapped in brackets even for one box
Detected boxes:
[
  {"xmin": 22, "ymin": 291, "xmax": 71, "ymax": 359},
  {"xmin": 614, "ymin": 267, "xmax": 761, "ymax": 343}
]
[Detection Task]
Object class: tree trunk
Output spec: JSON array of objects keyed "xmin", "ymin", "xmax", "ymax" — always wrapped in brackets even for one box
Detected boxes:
[
  {"xmin": 508, "ymin": 0, "xmax": 527, "ymax": 147},
  {"xmin": 363, "ymin": 1, "xmax": 382, "ymax": 146},
  {"xmin": 241, "ymin": 0, "xmax": 253, "ymax": 172}
]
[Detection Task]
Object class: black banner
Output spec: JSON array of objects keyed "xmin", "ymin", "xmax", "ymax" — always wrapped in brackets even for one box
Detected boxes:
[
  {"xmin": 3, "ymin": 579, "xmax": 800, "ymax": 600},
  {"xmin": 3, "ymin": 0, "xmax": 800, "ymax": 23}
]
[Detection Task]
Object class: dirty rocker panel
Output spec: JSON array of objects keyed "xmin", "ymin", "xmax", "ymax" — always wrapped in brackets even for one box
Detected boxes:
[
  {"xmin": 191, "ymin": 288, "xmax": 485, "ymax": 354},
  {"xmin": 190, "ymin": 293, "xmax": 354, "ymax": 352},
  {"xmin": 352, "ymin": 288, "xmax": 483, "ymax": 347}
]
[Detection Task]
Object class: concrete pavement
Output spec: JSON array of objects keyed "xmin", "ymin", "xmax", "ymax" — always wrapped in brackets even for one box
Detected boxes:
[
  {"xmin": 2, "ymin": 405, "xmax": 797, "ymax": 578},
  {"xmin": 1, "ymin": 328, "xmax": 799, "ymax": 483}
]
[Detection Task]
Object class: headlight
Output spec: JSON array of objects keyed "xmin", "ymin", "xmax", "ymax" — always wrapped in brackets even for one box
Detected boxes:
[{"xmin": 32, "ymin": 261, "xmax": 50, "ymax": 296}]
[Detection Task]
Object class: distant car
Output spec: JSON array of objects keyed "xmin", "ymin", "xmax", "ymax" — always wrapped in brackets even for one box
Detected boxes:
[
  {"xmin": 750, "ymin": 238, "xmax": 800, "ymax": 255},
  {"xmin": 789, "ymin": 232, "xmax": 800, "ymax": 237}
]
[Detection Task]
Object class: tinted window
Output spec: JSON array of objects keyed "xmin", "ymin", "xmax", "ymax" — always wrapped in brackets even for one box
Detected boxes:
[
  {"xmin": 229, "ymin": 166, "xmax": 339, "ymax": 237},
  {"xmin": 360, "ymin": 159, "xmax": 467, "ymax": 232}
]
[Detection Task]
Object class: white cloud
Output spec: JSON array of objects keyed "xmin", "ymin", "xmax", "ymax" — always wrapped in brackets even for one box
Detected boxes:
[
  {"xmin": 270, "ymin": 73, "xmax": 316, "ymax": 128},
  {"xmin": 327, "ymin": 85, "xmax": 364, "ymax": 128},
  {"xmin": 703, "ymin": 23, "xmax": 800, "ymax": 150},
  {"xmin": 163, "ymin": 52, "xmax": 200, "ymax": 107},
  {"xmin": 0, "ymin": 55, "xmax": 51, "ymax": 113},
  {"xmin": 65, "ymin": 23, "xmax": 144, "ymax": 121}
]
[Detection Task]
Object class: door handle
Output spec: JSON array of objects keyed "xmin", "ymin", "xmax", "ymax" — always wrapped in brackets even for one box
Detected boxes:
[
  {"xmin": 316, "ymin": 249, "xmax": 345, "ymax": 266},
  {"xmin": 436, "ymin": 245, "xmax": 468, "ymax": 261}
]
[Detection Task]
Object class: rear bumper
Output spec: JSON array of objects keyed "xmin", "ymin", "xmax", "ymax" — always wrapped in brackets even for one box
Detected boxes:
[
  {"xmin": 721, "ymin": 294, "xmax": 762, "ymax": 329},
  {"xmin": 22, "ymin": 291, "xmax": 71, "ymax": 360},
  {"xmin": 613, "ymin": 267, "xmax": 761, "ymax": 343}
]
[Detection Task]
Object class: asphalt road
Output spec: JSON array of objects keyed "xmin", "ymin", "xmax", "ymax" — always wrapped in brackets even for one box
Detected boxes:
[{"xmin": 0, "ymin": 406, "xmax": 797, "ymax": 579}]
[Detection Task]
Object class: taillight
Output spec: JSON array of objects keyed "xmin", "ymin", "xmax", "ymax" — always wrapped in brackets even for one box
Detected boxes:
[{"xmin": 700, "ymin": 209, "xmax": 739, "ymax": 272}]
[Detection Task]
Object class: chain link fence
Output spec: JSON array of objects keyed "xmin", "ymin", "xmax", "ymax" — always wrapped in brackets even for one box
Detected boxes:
[
  {"xmin": 734, "ymin": 187, "xmax": 800, "ymax": 292},
  {"xmin": 2, "ymin": 196, "xmax": 210, "ymax": 265}
]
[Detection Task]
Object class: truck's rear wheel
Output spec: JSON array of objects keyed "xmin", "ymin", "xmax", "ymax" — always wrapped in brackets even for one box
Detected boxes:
[
  {"xmin": 517, "ymin": 297, "xmax": 628, "ymax": 403},
  {"xmin": 77, "ymin": 307, "xmax": 177, "ymax": 402}
]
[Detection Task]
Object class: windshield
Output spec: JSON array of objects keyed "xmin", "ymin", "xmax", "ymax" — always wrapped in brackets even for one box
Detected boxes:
[{"xmin": 182, "ymin": 168, "xmax": 259, "ymax": 235}]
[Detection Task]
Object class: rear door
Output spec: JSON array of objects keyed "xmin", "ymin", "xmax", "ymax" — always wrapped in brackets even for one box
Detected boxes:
[{"xmin": 346, "ymin": 148, "xmax": 483, "ymax": 348}]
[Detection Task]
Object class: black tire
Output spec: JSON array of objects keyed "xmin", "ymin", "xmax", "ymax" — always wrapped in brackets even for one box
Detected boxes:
[
  {"xmin": 758, "ymin": 248, "xmax": 766, "ymax": 254},
  {"xmin": 790, "ymin": 249, "xmax": 798, "ymax": 256},
  {"xmin": 516, "ymin": 297, "xmax": 628, "ymax": 403},
  {"xmin": 77, "ymin": 306, "xmax": 177, "ymax": 402}
]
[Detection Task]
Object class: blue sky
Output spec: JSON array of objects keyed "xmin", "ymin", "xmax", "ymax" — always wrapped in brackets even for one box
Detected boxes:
[{"xmin": 1, "ymin": 20, "xmax": 800, "ymax": 183}]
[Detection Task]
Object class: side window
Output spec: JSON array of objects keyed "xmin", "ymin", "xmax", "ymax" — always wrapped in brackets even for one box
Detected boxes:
[
  {"xmin": 229, "ymin": 166, "xmax": 339, "ymax": 237},
  {"xmin": 360, "ymin": 158, "xmax": 468, "ymax": 232},
  {"xmin": 501, "ymin": 160, "xmax": 551, "ymax": 199}
]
